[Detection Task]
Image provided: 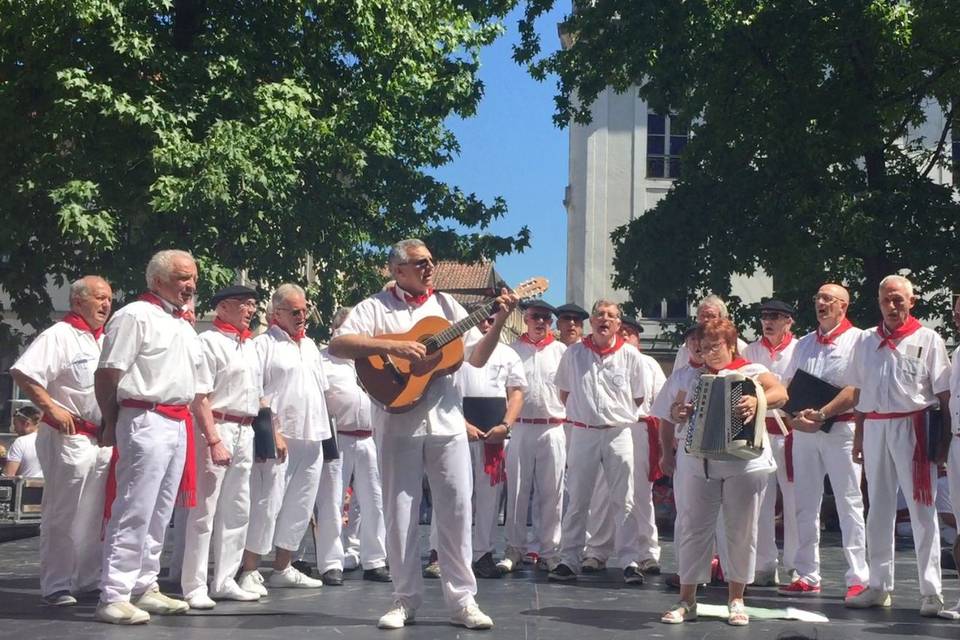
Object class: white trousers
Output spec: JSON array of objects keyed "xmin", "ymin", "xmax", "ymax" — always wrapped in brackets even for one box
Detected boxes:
[
  {"xmin": 559, "ymin": 426, "xmax": 636, "ymax": 569},
  {"xmin": 470, "ymin": 440, "xmax": 505, "ymax": 560},
  {"xmin": 181, "ymin": 421, "xmax": 254, "ymax": 597},
  {"xmin": 675, "ymin": 453, "xmax": 768, "ymax": 585},
  {"xmin": 756, "ymin": 433, "xmax": 798, "ymax": 573},
  {"xmin": 245, "ymin": 438, "xmax": 323, "ymax": 555},
  {"xmin": 504, "ymin": 424, "xmax": 565, "ymax": 561},
  {"xmin": 100, "ymin": 407, "xmax": 186, "ymax": 603},
  {"xmin": 36, "ymin": 427, "xmax": 111, "ymax": 596},
  {"xmin": 949, "ymin": 436, "xmax": 960, "ymax": 533},
  {"xmin": 380, "ymin": 427, "xmax": 475, "ymax": 612},
  {"xmin": 343, "ymin": 496, "xmax": 361, "ymax": 562},
  {"xmin": 862, "ymin": 418, "xmax": 941, "ymax": 596},
  {"xmin": 312, "ymin": 457, "xmax": 345, "ymax": 572},
  {"xmin": 792, "ymin": 423, "xmax": 869, "ymax": 587},
  {"xmin": 339, "ymin": 434, "xmax": 386, "ymax": 569},
  {"xmin": 584, "ymin": 423, "xmax": 661, "ymax": 564}
]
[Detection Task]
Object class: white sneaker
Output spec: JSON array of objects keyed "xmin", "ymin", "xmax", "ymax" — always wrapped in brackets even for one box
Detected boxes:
[
  {"xmin": 496, "ymin": 547, "xmax": 524, "ymax": 574},
  {"xmin": 211, "ymin": 579, "xmax": 261, "ymax": 602},
  {"xmin": 845, "ymin": 587, "xmax": 892, "ymax": 609},
  {"xmin": 267, "ymin": 566, "xmax": 323, "ymax": 589},
  {"xmin": 237, "ymin": 570, "xmax": 269, "ymax": 596},
  {"xmin": 450, "ymin": 603, "xmax": 494, "ymax": 629},
  {"xmin": 343, "ymin": 553, "xmax": 361, "ymax": 571},
  {"xmin": 134, "ymin": 585, "xmax": 190, "ymax": 614},
  {"xmin": 378, "ymin": 601, "xmax": 416, "ymax": 629},
  {"xmin": 938, "ymin": 599, "xmax": 960, "ymax": 620},
  {"xmin": 184, "ymin": 591, "xmax": 216, "ymax": 610},
  {"xmin": 919, "ymin": 594, "xmax": 944, "ymax": 617},
  {"xmin": 95, "ymin": 601, "xmax": 151, "ymax": 625}
]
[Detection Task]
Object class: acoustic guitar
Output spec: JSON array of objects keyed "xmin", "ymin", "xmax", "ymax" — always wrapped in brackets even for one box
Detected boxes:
[{"xmin": 356, "ymin": 277, "xmax": 549, "ymax": 413}]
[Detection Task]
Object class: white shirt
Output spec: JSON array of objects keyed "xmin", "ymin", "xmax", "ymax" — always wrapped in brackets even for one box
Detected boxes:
[
  {"xmin": 195, "ymin": 328, "xmax": 263, "ymax": 418},
  {"xmin": 951, "ymin": 346, "xmax": 960, "ymax": 435},
  {"xmin": 98, "ymin": 299, "xmax": 202, "ymax": 404},
  {"xmin": 782, "ymin": 324, "xmax": 862, "ymax": 390},
  {"xmin": 255, "ymin": 326, "xmax": 331, "ymax": 441},
  {"xmin": 637, "ymin": 352, "xmax": 666, "ymax": 417},
  {"xmin": 744, "ymin": 335, "xmax": 797, "ymax": 421},
  {"xmin": 457, "ymin": 342, "xmax": 527, "ymax": 399},
  {"xmin": 334, "ymin": 289, "xmax": 480, "ymax": 437},
  {"xmin": 850, "ymin": 326, "xmax": 950, "ymax": 414},
  {"xmin": 320, "ymin": 348, "xmax": 372, "ymax": 433},
  {"xmin": 555, "ymin": 340, "xmax": 648, "ymax": 428},
  {"xmin": 11, "ymin": 321, "xmax": 103, "ymax": 423},
  {"xmin": 650, "ymin": 364, "xmax": 703, "ymax": 438},
  {"xmin": 512, "ymin": 338, "xmax": 566, "ymax": 420},
  {"xmin": 7, "ymin": 432, "xmax": 42, "ymax": 478}
]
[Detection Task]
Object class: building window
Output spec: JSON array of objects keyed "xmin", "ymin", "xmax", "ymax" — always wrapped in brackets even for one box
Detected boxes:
[
  {"xmin": 647, "ymin": 113, "xmax": 689, "ymax": 179},
  {"xmin": 642, "ymin": 296, "xmax": 689, "ymax": 320}
]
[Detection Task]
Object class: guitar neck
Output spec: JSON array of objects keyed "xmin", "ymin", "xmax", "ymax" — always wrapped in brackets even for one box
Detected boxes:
[{"xmin": 425, "ymin": 300, "xmax": 499, "ymax": 352}]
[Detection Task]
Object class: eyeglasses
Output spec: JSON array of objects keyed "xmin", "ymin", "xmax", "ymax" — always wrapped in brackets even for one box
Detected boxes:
[
  {"xmin": 812, "ymin": 293, "xmax": 839, "ymax": 304},
  {"xmin": 277, "ymin": 307, "xmax": 309, "ymax": 317},
  {"xmin": 400, "ymin": 257, "xmax": 434, "ymax": 269},
  {"xmin": 699, "ymin": 341, "xmax": 728, "ymax": 354}
]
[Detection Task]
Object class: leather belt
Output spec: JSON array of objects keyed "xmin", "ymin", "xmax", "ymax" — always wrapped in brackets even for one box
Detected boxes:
[
  {"xmin": 339, "ymin": 429, "xmax": 373, "ymax": 438},
  {"xmin": 212, "ymin": 410, "xmax": 255, "ymax": 426},
  {"xmin": 519, "ymin": 417, "xmax": 565, "ymax": 425},
  {"xmin": 568, "ymin": 420, "xmax": 614, "ymax": 430}
]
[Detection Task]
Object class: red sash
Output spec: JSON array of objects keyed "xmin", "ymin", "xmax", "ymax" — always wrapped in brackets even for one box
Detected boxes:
[
  {"xmin": 864, "ymin": 409, "xmax": 934, "ymax": 506},
  {"xmin": 42, "ymin": 413, "xmax": 99, "ymax": 438},
  {"xmin": 643, "ymin": 416, "xmax": 663, "ymax": 482},
  {"xmin": 483, "ymin": 442, "xmax": 507, "ymax": 486}
]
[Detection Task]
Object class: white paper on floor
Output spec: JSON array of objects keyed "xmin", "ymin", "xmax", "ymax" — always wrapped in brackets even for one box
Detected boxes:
[{"xmin": 696, "ymin": 603, "xmax": 829, "ymax": 622}]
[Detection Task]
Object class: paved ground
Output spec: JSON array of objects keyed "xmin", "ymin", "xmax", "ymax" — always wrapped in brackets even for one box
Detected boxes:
[{"xmin": 0, "ymin": 528, "xmax": 958, "ymax": 640}]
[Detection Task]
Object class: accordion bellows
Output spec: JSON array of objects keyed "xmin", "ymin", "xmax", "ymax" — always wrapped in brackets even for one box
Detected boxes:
[{"xmin": 685, "ymin": 372, "xmax": 768, "ymax": 461}]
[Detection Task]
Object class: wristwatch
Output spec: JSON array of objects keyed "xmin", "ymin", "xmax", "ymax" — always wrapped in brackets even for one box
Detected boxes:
[
  {"xmin": 499, "ymin": 421, "xmax": 511, "ymax": 434},
  {"xmin": 813, "ymin": 409, "xmax": 828, "ymax": 422}
]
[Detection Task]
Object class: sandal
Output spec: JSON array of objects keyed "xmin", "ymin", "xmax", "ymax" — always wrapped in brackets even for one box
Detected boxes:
[
  {"xmin": 661, "ymin": 601, "xmax": 697, "ymax": 624},
  {"xmin": 727, "ymin": 600, "xmax": 749, "ymax": 626}
]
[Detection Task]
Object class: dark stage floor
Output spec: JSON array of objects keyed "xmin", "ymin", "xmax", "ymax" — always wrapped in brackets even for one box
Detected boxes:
[{"xmin": 1, "ymin": 528, "xmax": 958, "ymax": 639}]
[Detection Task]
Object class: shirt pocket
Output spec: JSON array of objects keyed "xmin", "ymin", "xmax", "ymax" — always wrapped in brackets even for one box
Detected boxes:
[
  {"xmin": 896, "ymin": 354, "xmax": 925, "ymax": 385},
  {"xmin": 602, "ymin": 367, "xmax": 628, "ymax": 393},
  {"xmin": 67, "ymin": 356, "xmax": 96, "ymax": 388}
]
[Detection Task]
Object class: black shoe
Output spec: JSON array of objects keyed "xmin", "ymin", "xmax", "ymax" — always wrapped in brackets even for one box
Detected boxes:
[
  {"xmin": 472, "ymin": 552, "xmax": 503, "ymax": 579},
  {"xmin": 624, "ymin": 565, "xmax": 645, "ymax": 585},
  {"xmin": 423, "ymin": 549, "xmax": 441, "ymax": 579},
  {"xmin": 291, "ymin": 560, "xmax": 314, "ymax": 578},
  {"xmin": 363, "ymin": 566, "xmax": 392, "ymax": 582},
  {"xmin": 548, "ymin": 563, "xmax": 577, "ymax": 582},
  {"xmin": 321, "ymin": 569, "xmax": 344, "ymax": 586}
]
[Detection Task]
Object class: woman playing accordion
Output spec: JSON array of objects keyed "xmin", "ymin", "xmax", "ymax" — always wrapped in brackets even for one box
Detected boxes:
[{"xmin": 656, "ymin": 319, "xmax": 788, "ymax": 627}]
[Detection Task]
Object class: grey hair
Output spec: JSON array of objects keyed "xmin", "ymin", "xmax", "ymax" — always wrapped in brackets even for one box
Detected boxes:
[
  {"xmin": 270, "ymin": 283, "xmax": 306, "ymax": 310},
  {"xmin": 698, "ymin": 294, "xmax": 729, "ymax": 319},
  {"xmin": 879, "ymin": 274, "xmax": 914, "ymax": 297},
  {"xmin": 69, "ymin": 275, "xmax": 107, "ymax": 302},
  {"xmin": 387, "ymin": 239, "xmax": 427, "ymax": 273},
  {"xmin": 145, "ymin": 249, "xmax": 194, "ymax": 288},
  {"xmin": 591, "ymin": 299, "xmax": 622, "ymax": 318},
  {"xmin": 330, "ymin": 306, "xmax": 353, "ymax": 332}
]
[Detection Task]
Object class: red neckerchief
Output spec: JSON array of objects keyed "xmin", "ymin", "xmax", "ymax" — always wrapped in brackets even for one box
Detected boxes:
[
  {"xmin": 877, "ymin": 316, "xmax": 922, "ymax": 350},
  {"xmin": 61, "ymin": 311, "xmax": 104, "ymax": 340},
  {"xmin": 213, "ymin": 317, "xmax": 252, "ymax": 343},
  {"xmin": 582, "ymin": 334, "xmax": 624, "ymax": 357},
  {"xmin": 816, "ymin": 317, "xmax": 854, "ymax": 345},
  {"xmin": 391, "ymin": 285, "xmax": 434, "ymax": 307},
  {"xmin": 270, "ymin": 320, "xmax": 305, "ymax": 343},
  {"xmin": 760, "ymin": 332, "xmax": 793, "ymax": 359},
  {"xmin": 139, "ymin": 292, "xmax": 183, "ymax": 318},
  {"xmin": 520, "ymin": 332, "xmax": 555, "ymax": 350},
  {"xmin": 707, "ymin": 356, "xmax": 751, "ymax": 375}
]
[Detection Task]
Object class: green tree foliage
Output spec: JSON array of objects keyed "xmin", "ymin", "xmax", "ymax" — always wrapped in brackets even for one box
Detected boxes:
[
  {"xmin": 519, "ymin": 1, "xmax": 960, "ymax": 333},
  {"xmin": 0, "ymin": 0, "xmax": 529, "ymax": 343}
]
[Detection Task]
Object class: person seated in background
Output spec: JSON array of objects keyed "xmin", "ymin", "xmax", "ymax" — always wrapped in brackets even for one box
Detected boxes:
[{"xmin": 3, "ymin": 406, "xmax": 43, "ymax": 478}]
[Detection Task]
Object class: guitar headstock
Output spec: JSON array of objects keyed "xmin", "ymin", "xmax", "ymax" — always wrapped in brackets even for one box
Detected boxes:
[{"xmin": 511, "ymin": 276, "xmax": 549, "ymax": 301}]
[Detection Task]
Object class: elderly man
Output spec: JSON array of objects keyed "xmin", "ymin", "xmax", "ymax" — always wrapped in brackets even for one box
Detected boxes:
[
  {"xmin": 239, "ymin": 284, "xmax": 330, "ymax": 593},
  {"xmin": 743, "ymin": 299, "xmax": 798, "ymax": 586},
  {"xmin": 556, "ymin": 303, "xmax": 589, "ymax": 347},
  {"xmin": 779, "ymin": 284, "xmax": 868, "ymax": 600},
  {"xmin": 847, "ymin": 275, "xmax": 951, "ymax": 616},
  {"xmin": 10, "ymin": 276, "xmax": 113, "ymax": 606},
  {"xmin": 180, "ymin": 285, "xmax": 263, "ymax": 609},
  {"xmin": 95, "ymin": 251, "xmax": 199, "ymax": 624},
  {"xmin": 673, "ymin": 295, "xmax": 748, "ymax": 370},
  {"xmin": 549, "ymin": 300, "xmax": 650, "ymax": 584},
  {"xmin": 944, "ymin": 295, "xmax": 960, "ymax": 619},
  {"xmin": 330, "ymin": 238, "xmax": 517, "ymax": 630}
]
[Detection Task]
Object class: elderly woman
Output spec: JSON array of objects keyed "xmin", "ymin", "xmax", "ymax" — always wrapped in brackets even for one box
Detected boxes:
[{"xmin": 660, "ymin": 319, "xmax": 787, "ymax": 626}]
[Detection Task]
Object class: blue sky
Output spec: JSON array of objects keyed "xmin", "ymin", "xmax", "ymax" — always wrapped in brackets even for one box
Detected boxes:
[{"xmin": 433, "ymin": 3, "xmax": 571, "ymax": 306}]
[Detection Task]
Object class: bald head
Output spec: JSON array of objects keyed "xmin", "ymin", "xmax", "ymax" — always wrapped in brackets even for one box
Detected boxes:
[
  {"xmin": 814, "ymin": 283, "xmax": 849, "ymax": 332},
  {"xmin": 70, "ymin": 275, "xmax": 112, "ymax": 330}
]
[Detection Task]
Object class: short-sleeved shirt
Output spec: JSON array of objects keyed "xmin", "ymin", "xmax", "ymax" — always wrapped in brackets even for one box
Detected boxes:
[
  {"xmin": 255, "ymin": 326, "xmax": 331, "ymax": 441},
  {"xmin": 195, "ymin": 328, "xmax": 263, "ymax": 418},
  {"xmin": 456, "ymin": 341, "xmax": 528, "ymax": 399},
  {"xmin": 951, "ymin": 346, "xmax": 960, "ymax": 435},
  {"xmin": 555, "ymin": 340, "xmax": 647, "ymax": 428},
  {"xmin": 650, "ymin": 364, "xmax": 704, "ymax": 438},
  {"xmin": 11, "ymin": 321, "xmax": 103, "ymax": 423},
  {"xmin": 7, "ymin": 432, "xmax": 42, "ymax": 478},
  {"xmin": 512, "ymin": 338, "xmax": 566, "ymax": 420},
  {"xmin": 320, "ymin": 348, "xmax": 372, "ymax": 433},
  {"xmin": 333, "ymin": 289, "xmax": 479, "ymax": 436},
  {"xmin": 850, "ymin": 326, "xmax": 950, "ymax": 414},
  {"xmin": 743, "ymin": 336, "xmax": 796, "ymax": 424},
  {"xmin": 637, "ymin": 352, "xmax": 666, "ymax": 418},
  {"xmin": 782, "ymin": 324, "xmax": 862, "ymax": 426},
  {"xmin": 98, "ymin": 299, "xmax": 201, "ymax": 404}
]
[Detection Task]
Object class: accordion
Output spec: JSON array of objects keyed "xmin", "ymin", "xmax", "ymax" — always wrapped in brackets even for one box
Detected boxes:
[{"xmin": 685, "ymin": 372, "xmax": 768, "ymax": 461}]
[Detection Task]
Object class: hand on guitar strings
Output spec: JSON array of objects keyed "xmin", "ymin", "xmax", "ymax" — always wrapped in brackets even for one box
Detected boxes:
[{"xmin": 389, "ymin": 340, "xmax": 428, "ymax": 361}]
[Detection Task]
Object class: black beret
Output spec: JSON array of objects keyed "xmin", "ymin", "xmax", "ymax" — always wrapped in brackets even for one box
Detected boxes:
[
  {"xmin": 759, "ymin": 299, "xmax": 796, "ymax": 317},
  {"xmin": 520, "ymin": 299, "xmax": 557, "ymax": 315},
  {"xmin": 211, "ymin": 285, "xmax": 260, "ymax": 308},
  {"xmin": 555, "ymin": 303, "xmax": 589, "ymax": 320},
  {"xmin": 620, "ymin": 315, "xmax": 644, "ymax": 333}
]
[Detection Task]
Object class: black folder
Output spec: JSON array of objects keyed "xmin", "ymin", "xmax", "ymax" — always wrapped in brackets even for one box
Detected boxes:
[
  {"xmin": 783, "ymin": 369, "xmax": 843, "ymax": 433},
  {"xmin": 252, "ymin": 407, "xmax": 276, "ymax": 459},
  {"xmin": 322, "ymin": 432, "xmax": 339, "ymax": 461},
  {"xmin": 925, "ymin": 409, "xmax": 943, "ymax": 461},
  {"xmin": 463, "ymin": 397, "xmax": 506, "ymax": 432}
]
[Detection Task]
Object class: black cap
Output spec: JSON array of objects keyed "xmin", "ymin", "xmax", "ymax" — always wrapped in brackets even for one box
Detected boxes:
[
  {"xmin": 555, "ymin": 303, "xmax": 589, "ymax": 321},
  {"xmin": 759, "ymin": 299, "xmax": 796, "ymax": 317},
  {"xmin": 211, "ymin": 285, "xmax": 260, "ymax": 308},
  {"xmin": 620, "ymin": 315, "xmax": 644, "ymax": 333},
  {"xmin": 520, "ymin": 299, "xmax": 557, "ymax": 315}
]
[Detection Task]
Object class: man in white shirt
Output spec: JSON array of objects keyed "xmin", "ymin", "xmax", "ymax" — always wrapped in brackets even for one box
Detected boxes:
[
  {"xmin": 673, "ymin": 296, "xmax": 748, "ymax": 370},
  {"xmin": 180, "ymin": 285, "xmax": 263, "ymax": 609},
  {"xmin": 944, "ymin": 294, "xmax": 960, "ymax": 619},
  {"xmin": 9, "ymin": 276, "xmax": 113, "ymax": 606},
  {"xmin": 329, "ymin": 238, "xmax": 517, "ymax": 630},
  {"xmin": 846, "ymin": 275, "xmax": 951, "ymax": 617},
  {"xmin": 239, "ymin": 283, "xmax": 330, "ymax": 592},
  {"xmin": 779, "ymin": 284, "xmax": 868, "ymax": 601},
  {"xmin": 549, "ymin": 300, "xmax": 649, "ymax": 584},
  {"xmin": 95, "ymin": 249, "xmax": 200, "ymax": 624},
  {"xmin": 3, "ymin": 406, "xmax": 43, "ymax": 478},
  {"xmin": 555, "ymin": 303, "xmax": 588, "ymax": 347}
]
